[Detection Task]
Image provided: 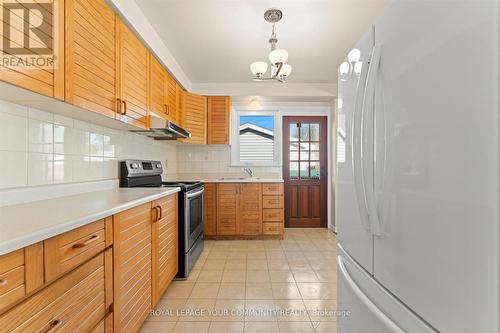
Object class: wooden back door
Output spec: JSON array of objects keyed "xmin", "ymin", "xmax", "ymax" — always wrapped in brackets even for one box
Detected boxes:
[{"xmin": 283, "ymin": 116, "xmax": 328, "ymax": 228}]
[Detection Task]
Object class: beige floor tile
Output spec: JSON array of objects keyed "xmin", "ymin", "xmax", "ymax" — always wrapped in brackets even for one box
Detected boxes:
[
  {"xmin": 246, "ymin": 251, "xmax": 267, "ymax": 259},
  {"xmin": 149, "ymin": 298, "xmax": 187, "ymax": 321},
  {"xmin": 203, "ymin": 259, "xmax": 226, "ymax": 270},
  {"xmin": 222, "ymin": 270, "xmax": 247, "ymax": 283},
  {"xmin": 217, "ymin": 283, "xmax": 246, "ymax": 299},
  {"xmin": 246, "ymin": 282, "xmax": 273, "ymax": 299},
  {"xmin": 244, "ymin": 300, "xmax": 277, "ymax": 321},
  {"xmin": 208, "ymin": 252, "xmax": 229, "ymax": 259},
  {"xmin": 288, "ymin": 259, "xmax": 313, "ymax": 271},
  {"xmin": 314, "ymin": 270, "xmax": 337, "ymax": 283},
  {"xmin": 212, "ymin": 299, "xmax": 245, "ymax": 321},
  {"xmin": 246, "ymin": 259, "xmax": 268, "ymax": 270},
  {"xmin": 225, "ymin": 259, "xmax": 247, "ymax": 270},
  {"xmin": 271, "ymin": 282, "xmax": 302, "ymax": 299},
  {"xmin": 312, "ymin": 321, "xmax": 337, "ymax": 333},
  {"xmin": 292, "ymin": 270, "xmax": 319, "ymax": 282},
  {"xmin": 303, "ymin": 300, "xmax": 338, "ymax": 322},
  {"xmin": 274, "ymin": 299, "xmax": 309, "ymax": 322},
  {"xmin": 269, "ymin": 270, "xmax": 295, "ymax": 283},
  {"xmin": 208, "ymin": 322, "xmax": 244, "ymax": 333},
  {"xmin": 246, "ymin": 270, "xmax": 270, "ymax": 282},
  {"xmin": 179, "ymin": 299, "xmax": 216, "ymax": 321},
  {"xmin": 267, "ymin": 259, "xmax": 289, "ymax": 270},
  {"xmin": 244, "ymin": 321, "xmax": 279, "ymax": 333},
  {"xmin": 139, "ymin": 321, "xmax": 176, "ymax": 333},
  {"xmin": 227, "ymin": 252, "xmax": 247, "ymax": 259},
  {"xmin": 173, "ymin": 321, "xmax": 210, "ymax": 333},
  {"xmin": 190, "ymin": 283, "xmax": 220, "ymax": 299},
  {"xmin": 198, "ymin": 270, "xmax": 223, "ymax": 283},
  {"xmin": 278, "ymin": 321, "xmax": 315, "ymax": 333},
  {"xmin": 297, "ymin": 283, "xmax": 337, "ymax": 300},
  {"xmin": 163, "ymin": 282, "xmax": 195, "ymax": 299},
  {"xmin": 186, "ymin": 270, "xmax": 201, "ymax": 283},
  {"xmin": 266, "ymin": 251, "xmax": 286, "ymax": 260}
]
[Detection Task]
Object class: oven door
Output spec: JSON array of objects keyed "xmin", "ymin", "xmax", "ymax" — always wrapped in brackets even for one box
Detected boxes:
[{"xmin": 185, "ymin": 186, "xmax": 204, "ymax": 251}]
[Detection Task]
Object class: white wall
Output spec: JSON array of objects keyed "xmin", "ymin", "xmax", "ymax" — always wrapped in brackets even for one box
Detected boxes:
[{"xmin": 0, "ymin": 100, "xmax": 177, "ymax": 189}]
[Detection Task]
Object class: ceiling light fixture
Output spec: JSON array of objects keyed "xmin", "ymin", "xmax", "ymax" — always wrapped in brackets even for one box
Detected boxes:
[{"xmin": 250, "ymin": 8, "xmax": 292, "ymax": 83}]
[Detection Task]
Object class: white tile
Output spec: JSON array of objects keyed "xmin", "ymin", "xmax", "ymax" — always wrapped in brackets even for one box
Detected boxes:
[
  {"xmin": 53, "ymin": 155, "xmax": 74, "ymax": 183},
  {"xmin": 28, "ymin": 108, "xmax": 53, "ymax": 123},
  {"xmin": 72, "ymin": 128, "xmax": 90, "ymax": 156},
  {"xmin": 53, "ymin": 124, "xmax": 73, "ymax": 155},
  {"xmin": 28, "ymin": 153, "xmax": 53, "ymax": 186},
  {"xmin": 103, "ymin": 158, "xmax": 118, "ymax": 179},
  {"xmin": 0, "ymin": 101, "xmax": 28, "ymax": 117},
  {"xmin": 28, "ymin": 118, "xmax": 53, "ymax": 154},
  {"xmin": 89, "ymin": 156, "xmax": 104, "ymax": 180},
  {"xmin": 74, "ymin": 119, "xmax": 90, "ymax": 131},
  {"xmin": 53, "ymin": 114, "xmax": 73, "ymax": 127},
  {"xmin": 0, "ymin": 151, "xmax": 27, "ymax": 188},
  {"xmin": 0, "ymin": 112, "xmax": 27, "ymax": 151},
  {"xmin": 90, "ymin": 125, "xmax": 104, "ymax": 157}
]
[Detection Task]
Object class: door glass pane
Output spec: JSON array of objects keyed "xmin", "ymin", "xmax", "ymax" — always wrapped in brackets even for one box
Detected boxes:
[
  {"xmin": 300, "ymin": 162, "xmax": 310, "ymax": 179},
  {"xmin": 300, "ymin": 123, "xmax": 310, "ymax": 141},
  {"xmin": 290, "ymin": 142, "xmax": 300, "ymax": 150},
  {"xmin": 290, "ymin": 149, "xmax": 299, "ymax": 161},
  {"xmin": 290, "ymin": 162, "xmax": 299, "ymax": 179},
  {"xmin": 310, "ymin": 124, "xmax": 320, "ymax": 141},
  {"xmin": 290, "ymin": 124, "xmax": 299, "ymax": 141},
  {"xmin": 300, "ymin": 142, "xmax": 310, "ymax": 152},
  {"xmin": 310, "ymin": 151, "xmax": 320, "ymax": 160},
  {"xmin": 310, "ymin": 162, "xmax": 320, "ymax": 179},
  {"xmin": 310, "ymin": 142, "xmax": 319, "ymax": 151},
  {"xmin": 300, "ymin": 149, "xmax": 309, "ymax": 160}
]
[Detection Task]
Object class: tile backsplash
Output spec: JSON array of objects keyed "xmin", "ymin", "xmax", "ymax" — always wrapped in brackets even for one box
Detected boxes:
[
  {"xmin": 0, "ymin": 100, "xmax": 177, "ymax": 189},
  {"xmin": 175, "ymin": 145, "xmax": 282, "ymax": 178}
]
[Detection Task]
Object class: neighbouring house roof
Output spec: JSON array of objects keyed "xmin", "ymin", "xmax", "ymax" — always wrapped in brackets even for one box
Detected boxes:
[{"xmin": 239, "ymin": 123, "xmax": 274, "ymax": 140}]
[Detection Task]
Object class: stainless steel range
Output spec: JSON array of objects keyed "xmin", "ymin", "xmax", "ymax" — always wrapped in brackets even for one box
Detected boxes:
[{"xmin": 119, "ymin": 159, "xmax": 204, "ymax": 278}]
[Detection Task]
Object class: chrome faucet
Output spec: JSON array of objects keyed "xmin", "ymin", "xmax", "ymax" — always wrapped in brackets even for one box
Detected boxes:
[{"xmin": 244, "ymin": 167, "xmax": 254, "ymax": 178}]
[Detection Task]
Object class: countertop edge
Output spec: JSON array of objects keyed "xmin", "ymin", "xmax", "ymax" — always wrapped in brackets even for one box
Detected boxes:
[{"xmin": 0, "ymin": 187, "xmax": 180, "ymax": 256}]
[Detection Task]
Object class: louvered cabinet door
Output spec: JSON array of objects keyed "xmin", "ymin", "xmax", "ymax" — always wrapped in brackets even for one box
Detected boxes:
[
  {"xmin": 149, "ymin": 54, "xmax": 168, "ymax": 119},
  {"xmin": 166, "ymin": 73, "xmax": 180, "ymax": 123},
  {"xmin": 207, "ymin": 96, "xmax": 231, "ymax": 144},
  {"xmin": 152, "ymin": 194, "xmax": 178, "ymax": 305},
  {"xmin": 204, "ymin": 183, "xmax": 217, "ymax": 236},
  {"xmin": 113, "ymin": 202, "xmax": 152, "ymax": 333},
  {"xmin": 181, "ymin": 91, "xmax": 207, "ymax": 144},
  {"xmin": 217, "ymin": 184, "xmax": 238, "ymax": 235},
  {"xmin": 238, "ymin": 183, "xmax": 262, "ymax": 235},
  {"xmin": 0, "ymin": 0, "xmax": 64, "ymax": 99},
  {"xmin": 117, "ymin": 20, "xmax": 149, "ymax": 129}
]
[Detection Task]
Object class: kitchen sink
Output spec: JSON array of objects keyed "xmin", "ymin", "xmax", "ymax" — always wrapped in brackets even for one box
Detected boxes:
[{"xmin": 218, "ymin": 177, "xmax": 261, "ymax": 180}]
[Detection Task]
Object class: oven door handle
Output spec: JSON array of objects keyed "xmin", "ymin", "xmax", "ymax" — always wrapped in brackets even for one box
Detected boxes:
[{"xmin": 186, "ymin": 188, "xmax": 204, "ymax": 199}]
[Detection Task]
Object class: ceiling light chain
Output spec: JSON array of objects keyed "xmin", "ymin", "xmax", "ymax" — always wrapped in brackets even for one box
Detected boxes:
[{"xmin": 250, "ymin": 8, "xmax": 292, "ymax": 83}]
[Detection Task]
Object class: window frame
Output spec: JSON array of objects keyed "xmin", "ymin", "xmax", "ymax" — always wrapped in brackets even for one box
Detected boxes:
[{"xmin": 230, "ymin": 109, "xmax": 282, "ymax": 167}]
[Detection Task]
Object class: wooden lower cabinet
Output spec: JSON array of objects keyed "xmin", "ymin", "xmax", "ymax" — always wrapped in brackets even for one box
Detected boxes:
[
  {"xmin": 0, "ymin": 250, "xmax": 112, "ymax": 333},
  {"xmin": 239, "ymin": 184, "xmax": 262, "ymax": 235},
  {"xmin": 152, "ymin": 194, "xmax": 178, "ymax": 305},
  {"xmin": 204, "ymin": 183, "xmax": 217, "ymax": 236},
  {"xmin": 217, "ymin": 183, "xmax": 239, "ymax": 235}
]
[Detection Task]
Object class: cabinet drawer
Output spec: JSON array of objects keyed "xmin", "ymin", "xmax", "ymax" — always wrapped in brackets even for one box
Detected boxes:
[
  {"xmin": 262, "ymin": 196, "xmax": 284, "ymax": 209},
  {"xmin": 0, "ymin": 249, "xmax": 24, "ymax": 274},
  {"xmin": 263, "ymin": 223, "xmax": 283, "ymax": 235},
  {"xmin": 263, "ymin": 209, "xmax": 284, "ymax": 222},
  {"xmin": 262, "ymin": 183, "xmax": 283, "ymax": 196},
  {"xmin": 44, "ymin": 219, "xmax": 111, "ymax": 281},
  {"xmin": 0, "ymin": 252, "xmax": 108, "ymax": 332}
]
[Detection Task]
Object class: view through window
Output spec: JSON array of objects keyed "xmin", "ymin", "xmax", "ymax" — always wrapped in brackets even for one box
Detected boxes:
[{"xmin": 239, "ymin": 115, "xmax": 275, "ymax": 162}]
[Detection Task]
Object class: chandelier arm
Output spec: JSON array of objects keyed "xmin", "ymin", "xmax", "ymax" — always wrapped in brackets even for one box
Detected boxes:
[{"xmin": 272, "ymin": 62, "xmax": 284, "ymax": 79}]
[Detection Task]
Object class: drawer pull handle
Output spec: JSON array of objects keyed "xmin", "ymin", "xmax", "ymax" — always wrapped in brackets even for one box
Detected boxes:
[
  {"xmin": 45, "ymin": 319, "xmax": 63, "ymax": 332},
  {"xmin": 73, "ymin": 235, "xmax": 100, "ymax": 248},
  {"xmin": 157, "ymin": 205, "xmax": 163, "ymax": 220},
  {"xmin": 0, "ymin": 279, "xmax": 7, "ymax": 286}
]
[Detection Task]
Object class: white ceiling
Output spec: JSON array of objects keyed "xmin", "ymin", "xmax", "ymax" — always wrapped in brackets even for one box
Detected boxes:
[{"xmin": 135, "ymin": 0, "xmax": 391, "ymax": 84}]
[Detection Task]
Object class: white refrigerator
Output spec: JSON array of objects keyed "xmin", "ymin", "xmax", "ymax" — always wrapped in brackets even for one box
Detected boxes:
[{"xmin": 336, "ymin": 0, "xmax": 500, "ymax": 332}]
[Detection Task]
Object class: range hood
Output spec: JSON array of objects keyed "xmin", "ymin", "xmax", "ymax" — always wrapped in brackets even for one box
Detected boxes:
[{"xmin": 130, "ymin": 113, "xmax": 191, "ymax": 140}]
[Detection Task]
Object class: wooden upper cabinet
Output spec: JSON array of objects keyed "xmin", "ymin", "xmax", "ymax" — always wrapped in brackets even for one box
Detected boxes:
[
  {"xmin": 181, "ymin": 91, "xmax": 207, "ymax": 144},
  {"xmin": 238, "ymin": 184, "xmax": 262, "ymax": 235},
  {"xmin": 0, "ymin": 0, "xmax": 64, "ymax": 99},
  {"xmin": 217, "ymin": 184, "xmax": 239, "ymax": 235},
  {"xmin": 113, "ymin": 202, "xmax": 152, "ymax": 333},
  {"xmin": 65, "ymin": 0, "xmax": 117, "ymax": 118},
  {"xmin": 166, "ymin": 72, "xmax": 181, "ymax": 123},
  {"xmin": 116, "ymin": 19, "xmax": 149, "ymax": 129},
  {"xmin": 207, "ymin": 96, "xmax": 231, "ymax": 144},
  {"xmin": 204, "ymin": 183, "xmax": 217, "ymax": 236},
  {"xmin": 149, "ymin": 54, "xmax": 173, "ymax": 123},
  {"xmin": 151, "ymin": 194, "xmax": 178, "ymax": 306}
]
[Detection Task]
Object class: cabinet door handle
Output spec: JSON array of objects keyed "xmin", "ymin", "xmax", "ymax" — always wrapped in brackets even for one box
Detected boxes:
[
  {"xmin": 0, "ymin": 278, "xmax": 7, "ymax": 286},
  {"xmin": 164, "ymin": 104, "xmax": 169, "ymax": 115},
  {"xmin": 122, "ymin": 100, "xmax": 127, "ymax": 115},
  {"xmin": 157, "ymin": 205, "xmax": 163, "ymax": 220},
  {"xmin": 116, "ymin": 98, "xmax": 122, "ymax": 114},
  {"xmin": 43, "ymin": 319, "xmax": 63, "ymax": 333},
  {"xmin": 72, "ymin": 234, "xmax": 100, "ymax": 248}
]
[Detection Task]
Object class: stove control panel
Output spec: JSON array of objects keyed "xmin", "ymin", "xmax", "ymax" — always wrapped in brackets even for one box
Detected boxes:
[{"xmin": 120, "ymin": 160, "xmax": 163, "ymax": 178}]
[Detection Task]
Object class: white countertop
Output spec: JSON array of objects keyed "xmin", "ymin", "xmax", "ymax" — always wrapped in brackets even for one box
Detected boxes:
[
  {"xmin": 0, "ymin": 187, "xmax": 180, "ymax": 255},
  {"xmin": 201, "ymin": 178, "xmax": 284, "ymax": 183},
  {"xmin": 166, "ymin": 173, "xmax": 284, "ymax": 183}
]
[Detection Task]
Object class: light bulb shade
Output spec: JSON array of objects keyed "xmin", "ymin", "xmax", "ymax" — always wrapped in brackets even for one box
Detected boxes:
[
  {"xmin": 250, "ymin": 61, "xmax": 268, "ymax": 75},
  {"xmin": 269, "ymin": 49, "xmax": 288, "ymax": 65},
  {"xmin": 339, "ymin": 61, "xmax": 350, "ymax": 75},
  {"xmin": 280, "ymin": 63, "xmax": 292, "ymax": 76},
  {"xmin": 347, "ymin": 48, "xmax": 361, "ymax": 63},
  {"xmin": 354, "ymin": 61, "xmax": 363, "ymax": 75}
]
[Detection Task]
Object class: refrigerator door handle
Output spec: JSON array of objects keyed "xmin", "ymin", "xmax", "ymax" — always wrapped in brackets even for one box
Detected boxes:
[
  {"xmin": 361, "ymin": 44, "xmax": 383, "ymax": 236},
  {"xmin": 352, "ymin": 49, "xmax": 372, "ymax": 232},
  {"xmin": 338, "ymin": 255, "xmax": 405, "ymax": 333}
]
